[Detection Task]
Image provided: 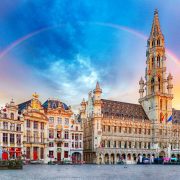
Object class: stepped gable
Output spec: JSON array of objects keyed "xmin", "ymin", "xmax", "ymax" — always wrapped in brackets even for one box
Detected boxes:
[{"xmin": 101, "ymin": 99, "xmax": 149, "ymax": 120}]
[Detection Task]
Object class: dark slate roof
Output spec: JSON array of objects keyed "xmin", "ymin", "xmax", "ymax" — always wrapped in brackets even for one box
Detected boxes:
[
  {"xmin": 18, "ymin": 100, "xmax": 31, "ymax": 112},
  {"xmin": 101, "ymin": 99, "xmax": 149, "ymax": 120},
  {"xmin": 172, "ymin": 109, "xmax": 180, "ymax": 124},
  {"xmin": 42, "ymin": 99, "xmax": 69, "ymax": 110}
]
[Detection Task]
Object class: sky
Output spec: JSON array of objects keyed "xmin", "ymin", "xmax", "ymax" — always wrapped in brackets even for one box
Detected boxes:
[{"xmin": 0, "ymin": 0, "xmax": 180, "ymax": 110}]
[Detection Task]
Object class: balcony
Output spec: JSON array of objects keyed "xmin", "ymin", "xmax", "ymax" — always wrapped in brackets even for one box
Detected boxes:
[{"xmin": 55, "ymin": 138, "xmax": 64, "ymax": 143}]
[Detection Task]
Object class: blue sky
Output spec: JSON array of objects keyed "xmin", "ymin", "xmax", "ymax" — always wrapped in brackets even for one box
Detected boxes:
[{"xmin": 0, "ymin": 0, "xmax": 180, "ymax": 110}]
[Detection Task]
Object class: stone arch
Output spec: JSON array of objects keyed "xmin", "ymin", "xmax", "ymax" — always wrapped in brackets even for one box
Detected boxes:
[
  {"xmin": 122, "ymin": 153, "xmax": 126, "ymax": 160},
  {"xmin": 116, "ymin": 153, "xmax": 120, "ymax": 162},
  {"xmin": 104, "ymin": 153, "xmax": 109, "ymax": 164},
  {"xmin": 133, "ymin": 153, "xmax": 137, "ymax": 161},
  {"xmin": 159, "ymin": 151, "xmax": 165, "ymax": 158},
  {"xmin": 110, "ymin": 154, "xmax": 115, "ymax": 164},
  {"xmin": 127, "ymin": 153, "xmax": 131, "ymax": 160}
]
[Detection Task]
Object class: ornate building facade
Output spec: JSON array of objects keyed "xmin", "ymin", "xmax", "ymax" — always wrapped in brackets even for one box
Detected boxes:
[
  {"xmin": 0, "ymin": 100, "xmax": 24, "ymax": 160},
  {"xmin": 81, "ymin": 10, "xmax": 180, "ymax": 164},
  {"xmin": 18, "ymin": 93, "xmax": 48, "ymax": 162},
  {"xmin": 43, "ymin": 99, "xmax": 83, "ymax": 163}
]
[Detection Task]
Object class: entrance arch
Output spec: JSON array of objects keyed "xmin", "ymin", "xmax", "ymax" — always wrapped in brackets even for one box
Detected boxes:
[
  {"xmin": 72, "ymin": 152, "xmax": 81, "ymax": 164},
  {"xmin": 110, "ymin": 154, "xmax": 115, "ymax": 164},
  {"xmin": 159, "ymin": 151, "xmax": 165, "ymax": 158},
  {"xmin": 105, "ymin": 154, "xmax": 109, "ymax": 164}
]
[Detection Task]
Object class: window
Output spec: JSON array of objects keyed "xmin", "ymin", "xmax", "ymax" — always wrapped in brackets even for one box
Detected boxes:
[
  {"xmin": 119, "ymin": 126, "xmax": 121, "ymax": 133},
  {"xmin": 49, "ymin": 151, "xmax": 54, "ymax": 158},
  {"xmin": 64, "ymin": 143, "xmax": 68, "ymax": 147},
  {"xmin": 27, "ymin": 130, "xmax": 30, "ymax": 143},
  {"xmin": 34, "ymin": 121, "xmax": 38, "ymax": 129},
  {"xmin": 65, "ymin": 118, "xmax": 69, "ymax": 125},
  {"xmin": 26, "ymin": 147, "xmax": 30, "ymax": 159},
  {"xmin": 3, "ymin": 133, "xmax": 8, "ymax": 143},
  {"xmin": 144, "ymin": 129, "xmax": 146, "ymax": 135},
  {"xmin": 135, "ymin": 128, "xmax": 137, "ymax": 134},
  {"xmin": 152, "ymin": 57, "xmax": 154, "ymax": 68},
  {"xmin": 148, "ymin": 129, "xmax": 150, "ymax": 135},
  {"xmin": 129, "ymin": 127, "xmax": 131, "ymax": 134},
  {"xmin": 75, "ymin": 134, "xmax": 78, "ymax": 140},
  {"xmin": 158, "ymin": 77, "xmax": 161, "ymax": 91},
  {"xmin": 27, "ymin": 120, "xmax": 30, "ymax": 128},
  {"xmin": 157, "ymin": 56, "xmax": 160, "ymax": 67},
  {"xmin": 139, "ymin": 128, "xmax": 141, "ymax": 134},
  {"xmin": 114, "ymin": 126, "xmax": 116, "ymax": 133},
  {"xmin": 64, "ymin": 131, "xmax": 69, "ymax": 139},
  {"xmin": 159, "ymin": 129, "xmax": 162, "ymax": 135},
  {"xmin": 125, "ymin": 127, "xmax": 127, "ymax": 133},
  {"xmin": 103, "ymin": 125, "xmax": 105, "ymax": 132},
  {"xmin": 41, "ymin": 132, "xmax": 44, "ymax": 143},
  {"xmin": 135, "ymin": 142, "xmax": 137, "ymax": 148},
  {"xmin": 57, "ymin": 142, "xmax": 61, "ymax": 147},
  {"xmin": 148, "ymin": 142, "xmax": 151, "ymax": 149},
  {"xmin": 49, "ymin": 130, "xmax": 54, "ymax": 139},
  {"xmin": 151, "ymin": 78, "xmax": 155, "ymax": 93},
  {"xmin": 17, "ymin": 134, "xmax": 21, "ymax": 145},
  {"xmin": 64, "ymin": 151, "xmax": 68, "ymax": 158},
  {"xmin": 108, "ymin": 126, "xmax": 110, "ymax": 132},
  {"xmin": 17, "ymin": 124, "xmax": 21, "ymax": 131},
  {"xmin": 76, "ymin": 126, "xmax": 78, "ymax": 131},
  {"xmin": 139, "ymin": 142, "xmax": 142, "ymax": 149},
  {"xmin": 57, "ymin": 117, "xmax": 62, "ymax": 124},
  {"xmin": 3, "ymin": 122, "xmax": 8, "ymax": 130},
  {"xmin": 40, "ymin": 148, "xmax": 44, "ymax": 159},
  {"xmin": 10, "ymin": 113, "xmax": 14, "ymax": 120},
  {"xmin": 160, "ymin": 99, "xmax": 162, "ymax": 110},
  {"xmin": 49, "ymin": 117, "xmax": 54, "ymax": 123},
  {"xmin": 75, "ymin": 142, "xmax": 78, "ymax": 148},
  {"xmin": 80, "ymin": 134, "xmax": 82, "ymax": 140},
  {"xmin": 40, "ymin": 122, "xmax": 44, "ymax": 130},
  {"xmin": 107, "ymin": 141, "xmax": 110, "ymax": 148},
  {"xmin": 34, "ymin": 131, "xmax": 38, "ymax": 143},
  {"xmin": 57, "ymin": 131, "xmax": 61, "ymax": 139},
  {"xmin": 72, "ymin": 133, "xmax": 74, "ymax": 140},
  {"xmin": 10, "ymin": 123, "xmax": 15, "ymax": 131},
  {"xmin": 72, "ymin": 142, "xmax": 74, "ymax": 148},
  {"xmin": 119, "ymin": 141, "xmax": 121, "ymax": 148},
  {"xmin": 49, "ymin": 142, "xmax": 54, "ymax": 147},
  {"xmin": 124, "ymin": 141, "xmax": 127, "ymax": 148},
  {"xmin": 114, "ymin": 141, "xmax": 116, "ymax": 148},
  {"xmin": 129, "ymin": 142, "xmax": 131, "ymax": 148},
  {"xmin": 10, "ymin": 134, "xmax": 15, "ymax": 144}
]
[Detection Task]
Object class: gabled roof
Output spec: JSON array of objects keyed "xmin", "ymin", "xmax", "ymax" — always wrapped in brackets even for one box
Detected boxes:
[
  {"xmin": 42, "ymin": 99, "xmax": 69, "ymax": 110},
  {"xmin": 18, "ymin": 100, "xmax": 31, "ymax": 112},
  {"xmin": 101, "ymin": 99, "xmax": 149, "ymax": 120}
]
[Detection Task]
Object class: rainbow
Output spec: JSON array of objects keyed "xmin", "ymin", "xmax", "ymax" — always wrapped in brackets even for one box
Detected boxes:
[{"xmin": 0, "ymin": 22, "xmax": 179, "ymax": 67}]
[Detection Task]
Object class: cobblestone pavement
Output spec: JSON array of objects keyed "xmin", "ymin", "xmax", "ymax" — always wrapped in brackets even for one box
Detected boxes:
[{"xmin": 0, "ymin": 164, "xmax": 180, "ymax": 180}]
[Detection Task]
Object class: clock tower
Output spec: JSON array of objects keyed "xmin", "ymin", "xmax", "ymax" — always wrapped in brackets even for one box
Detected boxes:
[{"xmin": 139, "ymin": 9, "xmax": 173, "ymax": 151}]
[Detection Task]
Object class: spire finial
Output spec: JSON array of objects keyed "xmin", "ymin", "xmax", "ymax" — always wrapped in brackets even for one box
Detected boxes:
[{"xmin": 154, "ymin": 9, "xmax": 158, "ymax": 15}]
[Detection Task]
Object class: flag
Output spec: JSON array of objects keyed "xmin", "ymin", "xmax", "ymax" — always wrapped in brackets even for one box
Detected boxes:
[
  {"xmin": 167, "ymin": 115, "xmax": 172, "ymax": 122},
  {"xmin": 160, "ymin": 112, "xmax": 164, "ymax": 122}
]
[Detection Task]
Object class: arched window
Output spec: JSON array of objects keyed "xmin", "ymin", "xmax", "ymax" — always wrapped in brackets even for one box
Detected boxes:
[
  {"xmin": 151, "ymin": 57, "xmax": 154, "ymax": 68},
  {"xmin": 151, "ymin": 78, "xmax": 155, "ymax": 93},
  {"xmin": 160, "ymin": 99, "xmax": 162, "ymax": 110},
  {"xmin": 10, "ymin": 113, "xmax": 14, "ymax": 120},
  {"xmin": 158, "ymin": 77, "xmax": 161, "ymax": 91},
  {"xmin": 157, "ymin": 39, "xmax": 160, "ymax": 46},
  {"xmin": 157, "ymin": 56, "xmax": 160, "ymax": 67}
]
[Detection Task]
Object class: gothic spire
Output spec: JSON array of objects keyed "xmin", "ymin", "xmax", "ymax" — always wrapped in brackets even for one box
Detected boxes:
[{"xmin": 149, "ymin": 9, "xmax": 163, "ymax": 38}]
